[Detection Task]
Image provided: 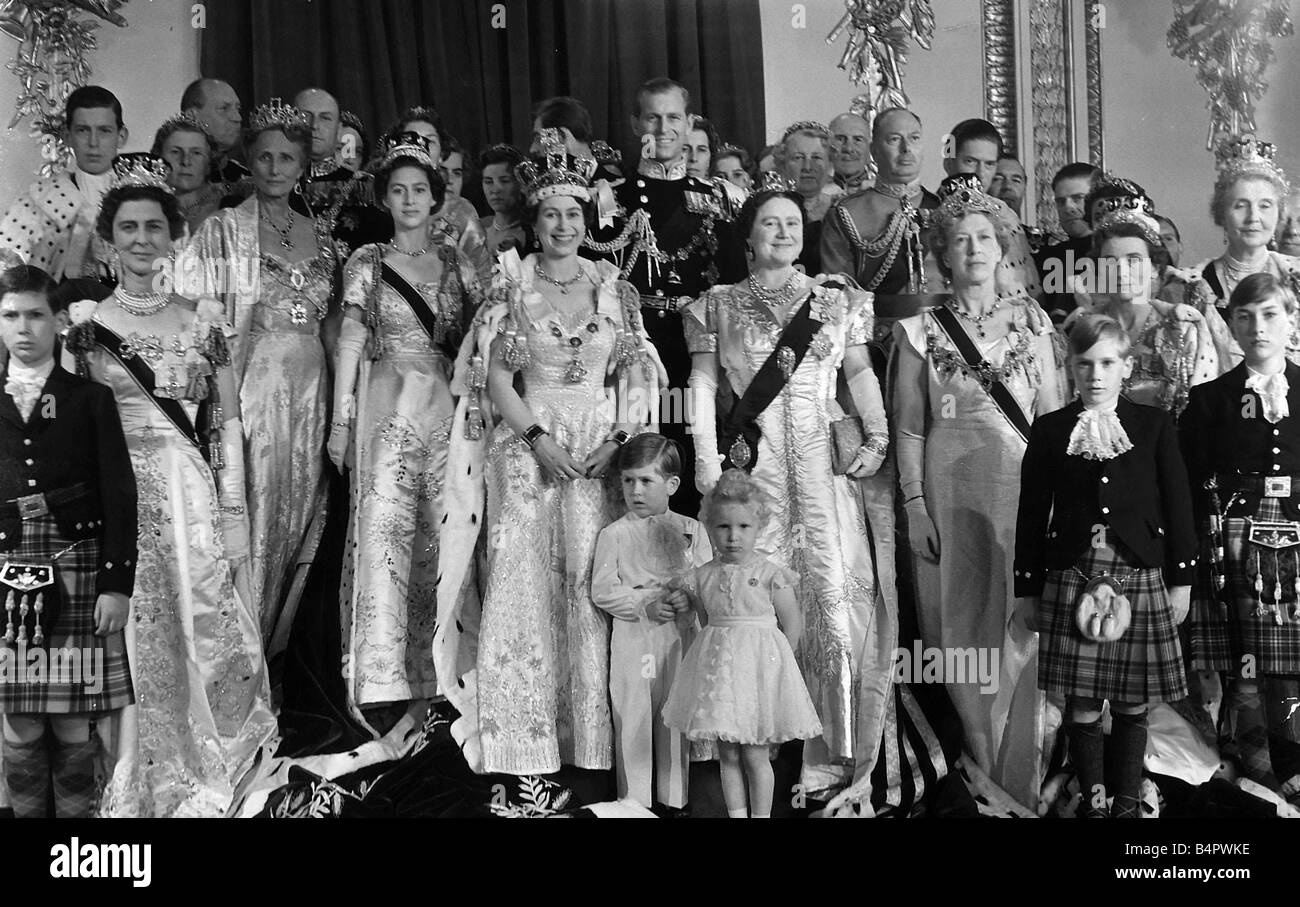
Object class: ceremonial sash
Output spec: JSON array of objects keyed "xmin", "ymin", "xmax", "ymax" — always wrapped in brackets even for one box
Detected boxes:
[
  {"xmin": 718, "ymin": 289, "xmax": 825, "ymax": 472},
  {"xmin": 93, "ymin": 321, "xmax": 210, "ymax": 458},
  {"xmin": 930, "ymin": 304, "xmax": 1032, "ymax": 444},
  {"xmin": 381, "ymin": 262, "xmax": 448, "ymax": 346}
]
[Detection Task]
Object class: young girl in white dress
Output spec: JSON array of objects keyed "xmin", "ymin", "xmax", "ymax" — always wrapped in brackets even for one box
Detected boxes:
[{"xmin": 662, "ymin": 469, "xmax": 822, "ymax": 818}]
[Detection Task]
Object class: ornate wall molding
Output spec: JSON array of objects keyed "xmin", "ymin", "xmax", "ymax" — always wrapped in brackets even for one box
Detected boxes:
[
  {"xmin": 1084, "ymin": 0, "xmax": 1103, "ymax": 168},
  {"xmin": 982, "ymin": 0, "xmax": 1017, "ymax": 155},
  {"xmin": 1030, "ymin": 0, "xmax": 1068, "ymax": 231}
]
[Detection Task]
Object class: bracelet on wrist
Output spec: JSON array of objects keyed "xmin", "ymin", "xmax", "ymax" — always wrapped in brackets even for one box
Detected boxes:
[
  {"xmin": 862, "ymin": 435, "xmax": 889, "ymax": 455},
  {"xmin": 522, "ymin": 423, "xmax": 548, "ymax": 449},
  {"xmin": 903, "ymin": 494, "xmax": 925, "ymax": 505},
  {"xmin": 605, "ymin": 429, "xmax": 631, "ymax": 447}
]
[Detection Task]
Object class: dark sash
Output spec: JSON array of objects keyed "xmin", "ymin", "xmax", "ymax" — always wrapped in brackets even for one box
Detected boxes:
[
  {"xmin": 381, "ymin": 261, "xmax": 454, "ymax": 352},
  {"xmin": 930, "ymin": 303, "xmax": 1032, "ymax": 444},
  {"xmin": 719, "ymin": 289, "xmax": 826, "ymax": 472},
  {"xmin": 93, "ymin": 321, "xmax": 209, "ymax": 458},
  {"xmin": 1202, "ymin": 262, "xmax": 1224, "ymax": 302}
]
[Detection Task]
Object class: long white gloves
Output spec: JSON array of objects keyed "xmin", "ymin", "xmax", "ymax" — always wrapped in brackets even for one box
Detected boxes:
[
  {"xmin": 328, "ymin": 317, "xmax": 367, "ymax": 472},
  {"xmin": 688, "ymin": 368, "xmax": 723, "ymax": 493}
]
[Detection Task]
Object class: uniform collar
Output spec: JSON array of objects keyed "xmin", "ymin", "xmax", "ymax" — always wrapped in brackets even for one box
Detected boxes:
[{"xmin": 637, "ymin": 157, "xmax": 688, "ymax": 181}]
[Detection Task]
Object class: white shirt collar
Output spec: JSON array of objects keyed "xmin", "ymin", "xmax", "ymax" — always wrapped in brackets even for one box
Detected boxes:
[{"xmin": 6, "ymin": 357, "xmax": 55, "ymax": 384}]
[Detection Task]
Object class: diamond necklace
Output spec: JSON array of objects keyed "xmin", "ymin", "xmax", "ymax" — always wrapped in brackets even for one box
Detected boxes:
[{"xmin": 114, "ymin": 286, "xmax": 170, "ymax": 316}]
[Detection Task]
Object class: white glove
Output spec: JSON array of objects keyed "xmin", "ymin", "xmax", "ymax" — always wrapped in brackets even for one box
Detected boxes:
[
  {"xmin": 688, "ymin": 369, "xmax": 723, "ymax": 493},
  {"xmin": 330, "ymin": 317, "xmax": 367, "ymax": 472},
  {"xmin": 217, "ymin": 416, "xmax": 250, "ymax": 562}
]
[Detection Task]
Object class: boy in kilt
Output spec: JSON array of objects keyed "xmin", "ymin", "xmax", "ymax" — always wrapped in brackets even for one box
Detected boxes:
[
  {"xmin": 1181, "ymin": 272, "xmax": 1300, "ymax": 802},
  {"xmin": 0, "ymin": 265, "xmax": 136, "ymax": 817},
  {"xmin": 1014, "ymin": 313, "xmax": 1196, "ymax": 817}
]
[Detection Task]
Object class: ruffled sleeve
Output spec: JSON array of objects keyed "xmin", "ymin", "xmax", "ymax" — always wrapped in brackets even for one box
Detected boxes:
[
  {"xmin": 683, "ymin": 287, "xmax": 721, "ymax": 354},
  {"xmin": 767, "ymin": 560, "xmax": 800, "ymax": 592},
  {"xmin": 341, "ymin": 244, "xmax": 378, "ymax": 315}
]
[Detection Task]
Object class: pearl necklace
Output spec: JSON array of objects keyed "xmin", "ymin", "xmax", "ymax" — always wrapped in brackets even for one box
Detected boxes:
[
  {"xmin": 114, "ymin": 287, "xmax": 170, "ymax": 316},
  {"xmin": 947, "ymin": 298, "xmax": 1002, "ymax": 339}
]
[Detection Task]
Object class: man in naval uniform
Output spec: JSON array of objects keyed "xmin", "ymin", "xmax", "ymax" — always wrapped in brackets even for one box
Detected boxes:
[{"xmin": 586, "ymin": 77, "xmax": 744, "ymax": 514}]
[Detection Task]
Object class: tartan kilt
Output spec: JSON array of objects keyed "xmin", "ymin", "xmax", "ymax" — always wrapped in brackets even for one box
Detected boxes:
[
  {"xmin": 1189, "ymin": 530, "xmax": 1234, "ymax": 671},
  {"xmin": 1038, "ymin": 541, "xmax": 1187, "ymax": 703},
  {"xmin": 0, "ymin": 514, "xmax": 133, "ymax": 714},
  {"xmin": 1220, "ymin": 498, "xmax": 1300, "ymax": 675}
]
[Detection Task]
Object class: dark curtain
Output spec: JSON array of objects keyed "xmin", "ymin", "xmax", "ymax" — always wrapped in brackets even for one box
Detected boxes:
[{"xmin": 200, "ymin": 0, "xmax": 767, "ymax": 162}]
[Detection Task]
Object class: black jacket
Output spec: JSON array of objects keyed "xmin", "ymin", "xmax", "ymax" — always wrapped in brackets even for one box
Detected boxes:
[
  {"xmin": 1179, "ymin": 361, "xmax": 1300, "ymax": 523},
  {"xmin": 1014, "ymin": 397, "xmax": 1197, "ymax": 597},
  {"xmin": 0, "ymin": 362, "xmax": 138, "ymax": 595}
]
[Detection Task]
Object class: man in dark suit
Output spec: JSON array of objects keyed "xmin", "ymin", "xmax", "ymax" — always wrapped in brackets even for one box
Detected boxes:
[{"xmin": 0, "ymin": 265, "xmax": 137, "ymax": 818}]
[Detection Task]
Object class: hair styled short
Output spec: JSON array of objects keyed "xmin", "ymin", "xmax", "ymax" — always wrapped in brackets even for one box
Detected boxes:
[
  {"xmin": 1052, "ymin": 162, "xmax": 1100, "ymax": 188},
  {"xmin": 1228, "ymin": 271, "xmax": 1299, "ymax": 317},
  {"xmin": 1067, "ymin": 312, "xmax": 1133, "ymax": 359},
  {"xmin": 151, "ymin": 118, "xmax": 217, "ymax": 159},
  {"xmin": 617, "ymin": 432, "xmax": 682, "ymax": 478},
  {"xmin": 1090, "ymin": 220, "xmax": 1171, "ymax": 273},
  {"xmin": 948, "ymin": 118, "xmax": 1003, "ymax": 158},
  {"xmin": 688, "ymin": 116, "xmax": 720, "ymax": 160},
  {"xmin": 701, "ymin": 469, "xmax": 771, "ymax": 527},
  {"xmin": 244, "ymin": 120, "xmax": 312, "ymax": 169},
  {"xmin": 373, "ymin": 152, "xmax": 446, "ymax": 212},
  {"xmin": 634, "ymin": 77, "xmax": 690, "ymax": 118},
  {"xmin": 96, "ymin": 185, "xmax": 186, "ymax": 243},
  {"xmin": 66, "ymin": 85, "xmax": 124, "ymax": 130},
  {"xmin": 533, "ymin": 96, "xmax": 594, "ymax": 145},
  {"xmin": 0, "ymin": 265, "xmax": 63, "ymax": 313},
  {"xmin": 713, "ymin": 145, "xmax": 755, "ymax": 177},
  {"xmin": 928, "ymin": 206, "xmax": 1014, "ymax": 282},
  {"xmin": 737, "ymin": 188, "xmax": 806, "ymax": 241},
  {"xmin": 1210, "ymin": 172, "xmax": 1290, "ymax": 229}
]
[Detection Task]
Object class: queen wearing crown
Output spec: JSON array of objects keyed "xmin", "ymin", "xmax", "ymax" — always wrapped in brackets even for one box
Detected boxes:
[
  {"xmin": 1183, "ymin": 135, "xmax": 1300, "ymax": 367},
  {"xmin": 892, "ymin": 180, "xmax": 1066, "ymax": 810},
  {"xmin": 684, "ymin": 177, "xmax": 918, "ymax": 811},
  {"xmin": 1064, "ymin": 176, "xmax": 1220, "ymax": 417},
  {"xmin": 65, "ymin": 154, "xmax": 276, "ymax": 816},
  {"xmin": 326, "ymin": 132, "xmax": 483, "ymax": 732},
  {"xmin": 180, "ymin": 99, "xmax": 339, "ymax": 650},
  {"xmin": 432, "ymin": 138, "xmax": 663, "ymax": 775}
]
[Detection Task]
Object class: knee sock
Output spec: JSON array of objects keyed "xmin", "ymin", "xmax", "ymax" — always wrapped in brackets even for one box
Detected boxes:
[
  {"xmin": 1225, "ymin": 680, "xmax": 1277, "ymax": 787},
  {"xmin": 1108, "ymin": 710, "xmax": 1148, "ymax": 819},
  {"xmin": 1263, "ymin": 676, "xmax": 1300, "ymax": 800},
  {"xmin": 51, "ymin": 738, "xmax": 97, "ymax": 819},
  {"xmin": 1066, "ymin": 718, "xmax": 1106, "ymax": 818},
  {"xmin": 3, "ymin": 736, "xmax": 49, "ymax": 818}
]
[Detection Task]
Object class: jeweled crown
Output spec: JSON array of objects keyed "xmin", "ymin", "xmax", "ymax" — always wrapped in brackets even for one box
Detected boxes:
[
  {"xmin": 156, "ymin": 111, "xmax": 211, "ymax": 142},
  {"xmin": 379, "ymin": 131, "xmax": 435, "ymax": 170},
  {"xmin": 781, "ymin": 120, "xmax": 830, "ymax": 143},
  {"xmin": 1087, "ymin": 174, "xmax": 1160, "ymax": 244},
  {"xmin": 110, "ymin": 153, "xmax": 172, "ymax": 192},
  {"xmin": 1215, "ymin": 134, "xmax": 1290, "ymax": 191},
  {"xmin": 932, "ymin": 177, "xmax": 1002, "ymax": 234},
  {"xmin": 249, "ymin": 98, "xmax": 311, "ymax": 133},
  {"xmin": 516, "ymin": 128, "xmax": 597, "ymax": 205},
  {"xmin": 754, "ymin": 170, "xmax": 796, "ymax": 194}
]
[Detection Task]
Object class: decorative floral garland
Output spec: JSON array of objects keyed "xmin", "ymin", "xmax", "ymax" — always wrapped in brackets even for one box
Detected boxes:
[
  {"xmin": 1, "ymin": 0, "xmax": 129, "ymax": 177},
  {"xmin": 1167, "ymin": 0, "xmax": 1295, "ymax": 148}
]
